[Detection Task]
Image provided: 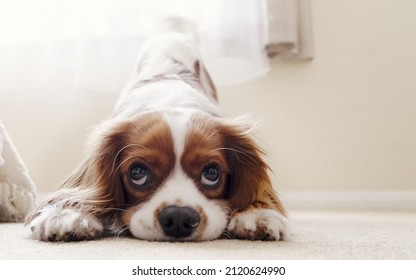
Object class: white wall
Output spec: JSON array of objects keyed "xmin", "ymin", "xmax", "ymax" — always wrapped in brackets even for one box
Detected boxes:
[
  {"xmin": 221, "ymin": 0, "xmax": 416, "ymax": 192},
  {"xmin": 1, "ymin": 0, "xmax": 416, "ymax": 193}
]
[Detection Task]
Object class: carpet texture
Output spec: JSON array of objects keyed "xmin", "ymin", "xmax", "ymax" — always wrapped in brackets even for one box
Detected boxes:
[{"xmin": 1, "ymin": 210, "xmax": 415, "ymax": 259}]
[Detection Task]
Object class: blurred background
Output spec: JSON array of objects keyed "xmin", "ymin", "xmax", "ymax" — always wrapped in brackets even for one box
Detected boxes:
[{"xmin": 1, "ymin": 0, "xmax": 415, "ymax": 210}]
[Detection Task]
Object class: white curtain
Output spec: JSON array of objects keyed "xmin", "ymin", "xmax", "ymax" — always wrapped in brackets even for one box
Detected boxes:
[{"xmin": 0, "ymin": 0, "xmax": 313, "ymax": 94}]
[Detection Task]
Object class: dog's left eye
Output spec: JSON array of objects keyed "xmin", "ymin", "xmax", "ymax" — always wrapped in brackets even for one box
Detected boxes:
[
  {"xmin": 129, "ymin": 165, "xmax": 151, "ymax": 187},
  {"xmin": 201, "ymin": 165, "xmax": 220, "ymax": 187}
]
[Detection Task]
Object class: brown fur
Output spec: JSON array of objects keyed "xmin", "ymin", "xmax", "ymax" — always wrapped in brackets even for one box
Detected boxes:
[{"xmin": 183, "ymin": 113, "xmax": 285, "ymax": 215}]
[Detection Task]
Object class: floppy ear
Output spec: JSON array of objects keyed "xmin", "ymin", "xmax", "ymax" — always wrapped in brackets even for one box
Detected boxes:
[
  {"xmin": 61, "ymin": 119, "xmax": 131, "ymax": 209},
  {"xmin": 221, "ymin": 122, "xmax": 285, "ymax": 215},
  {"xmin": 26, "ymin": 119, "xmax": 131, "ymax": 223}
]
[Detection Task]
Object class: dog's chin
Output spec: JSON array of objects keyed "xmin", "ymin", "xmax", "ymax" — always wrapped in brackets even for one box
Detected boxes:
[{"xmin": 136, "ymin": 234, "xmax": 212, "ymax": 243}]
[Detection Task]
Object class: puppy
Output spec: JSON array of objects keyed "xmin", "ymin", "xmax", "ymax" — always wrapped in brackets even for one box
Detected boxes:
[{"xmin": 26, "ymin": 19, "xmax": 287, "ymax": 242}]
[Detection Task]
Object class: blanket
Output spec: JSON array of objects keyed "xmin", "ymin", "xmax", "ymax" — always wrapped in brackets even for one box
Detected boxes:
[{"xmin": 0, "ymin": 122, "xmax": 36, "ymax": 222}]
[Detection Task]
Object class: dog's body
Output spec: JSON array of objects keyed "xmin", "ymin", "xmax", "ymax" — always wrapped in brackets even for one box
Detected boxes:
[{"xmin": 26, "ymin": 20, "xmax": 286, "ymax": 242}]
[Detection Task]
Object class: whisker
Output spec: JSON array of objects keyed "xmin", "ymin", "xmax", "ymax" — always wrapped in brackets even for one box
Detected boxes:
[
  {"xmin": 221, "ymin": 206, "xmax": 232, "ymax": 215},
  {"xmin": 112, "ymin": 144, "xmax": 147, "ymax": 172},
  {"xmin": 114, "ymin": 225, "xmax": 130, "ymax": 238},
  {"xmin": 213, "ymin": 147, "xmax": 249, "ymax": 156},
  {"xmin": 114, "ymin": 155, "xmax": 145, "ymax": 175},
  {"xmin": 102, "ymin": 207, "xmax": 135, "ymax": 215},
  {"xmin": 222, "ymin": 231, "xmax": 232, "ymax": 239}
]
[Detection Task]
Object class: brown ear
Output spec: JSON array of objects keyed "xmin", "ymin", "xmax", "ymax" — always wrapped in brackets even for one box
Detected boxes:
[
  {"xmin": 25, "ymin": 119, "xmax": 132, "ymax": 224},
  {"xmin": 221, "ymin": 121, "xmax": 287, "ymax": 216},
  {"xmin": 221, "ymin": 123, "xmax": 271, "ymax": 210},
  {"xmin": 60, "ymin": 119, "xmax": 132, "ymax": 211}
]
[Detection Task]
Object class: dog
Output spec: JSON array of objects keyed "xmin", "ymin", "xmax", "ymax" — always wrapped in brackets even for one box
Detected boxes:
[{"xmin": 25, "ymin": 19, "xmax": 287, "ymax": 242}]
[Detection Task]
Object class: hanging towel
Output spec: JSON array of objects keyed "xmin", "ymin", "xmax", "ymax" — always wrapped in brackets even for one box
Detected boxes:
[
  {"xmin": 265, "ymin": 0, "xmax": 314, "ymax": 59},
  {"xmin": 0, "ymin": 121, "xmax": 36, "ymax": 222}
]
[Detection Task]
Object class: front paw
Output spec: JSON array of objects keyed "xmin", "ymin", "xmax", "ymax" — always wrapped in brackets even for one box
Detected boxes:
[
  {"xmin": 227, "ymin": 208, "xmax": 286, "ymax": 241},
  {"xmin": 28, "ymin": 206, "xmax": 103, "ymax": 241}
]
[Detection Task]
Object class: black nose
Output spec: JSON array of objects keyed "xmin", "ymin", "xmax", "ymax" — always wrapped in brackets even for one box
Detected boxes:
[{"xmin": 158, "ymin": 206, "xmax": 200, "ymax": 239}]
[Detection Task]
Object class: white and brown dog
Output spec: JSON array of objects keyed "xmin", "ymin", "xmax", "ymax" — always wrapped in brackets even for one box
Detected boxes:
[{"xmin": 26, "ymin": 19, "xmax": 287, "ymax": 242}]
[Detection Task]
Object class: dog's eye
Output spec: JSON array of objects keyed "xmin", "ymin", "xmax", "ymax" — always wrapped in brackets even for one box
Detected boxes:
[
  {"xmin": 129, "ymin": 165, "xmax": 150, "ymax": 187},
  {"xmin": 201, "ymin": 165, "xmax": 220, "ymax": 187}
]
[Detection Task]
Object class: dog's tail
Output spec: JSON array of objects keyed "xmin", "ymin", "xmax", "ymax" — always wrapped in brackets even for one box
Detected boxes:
[
  {"xmin": 154, "ymin": 17, "xmax": 217, "ymax": 101},
  {"xmin": 156, "ymin": 17, "xmax": 199, "ymax": 43},
  {"xmin": 118, "ymin": 16, "xmax": 217, "ymax": 105}
]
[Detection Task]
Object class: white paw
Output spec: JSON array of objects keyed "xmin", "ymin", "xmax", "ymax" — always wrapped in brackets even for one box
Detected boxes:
[
  {"xmin": 28, "ymin": 206, "xmax": 103, "ymax": 241},
  {"xmin": 227, "ymin": 208, "xmax": 287, "ymax": 241}
]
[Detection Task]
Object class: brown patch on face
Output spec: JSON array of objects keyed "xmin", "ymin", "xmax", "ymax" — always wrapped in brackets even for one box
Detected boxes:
[
  {"xmin": 117, "ymin": 112, "xmax": 176, "ymax": 207},
  {"xmin": 181, "ymin": 113, "xmax": 229, "ymax": 199},
  {"xmin": 180, "ymin": 112, "xmax": 285, "ymax": 219}
]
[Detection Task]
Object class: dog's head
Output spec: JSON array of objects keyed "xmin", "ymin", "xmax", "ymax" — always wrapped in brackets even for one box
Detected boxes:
[{"xmin": 76, "ymin": 109, "xmax": 271, "ymax": 241}]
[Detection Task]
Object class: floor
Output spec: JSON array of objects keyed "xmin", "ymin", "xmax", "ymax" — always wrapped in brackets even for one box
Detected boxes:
[{"xmin": 1, "ymin": 210, "xmax": 415, "ymax": 260}]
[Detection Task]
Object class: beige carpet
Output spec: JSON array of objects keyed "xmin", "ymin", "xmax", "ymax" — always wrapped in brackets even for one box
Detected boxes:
[{"xmin": 1, "ymin": 210, "xmax": 415, "ymax": 260}]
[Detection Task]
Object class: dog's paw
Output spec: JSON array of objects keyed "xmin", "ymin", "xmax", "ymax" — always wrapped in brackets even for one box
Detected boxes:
[
  {"xmin": 28, "ymin": 206, "xmax": 103, "ymax": 241},
  {"xmin": 227, "ymin": 208, "xmax": 287, "ymax": 241}
]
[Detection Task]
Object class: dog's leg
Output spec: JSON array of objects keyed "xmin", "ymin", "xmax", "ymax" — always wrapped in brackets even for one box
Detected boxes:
[
  {"xmin": 227, "ymin": 189, "xmax": 287, "ymax": 241},
  {"xmin": 26, "ymin": 189, "xmax": 105, "ymax": 241},
  {"xmin": 221, "ymin": 121, "xmax": 287, "ymax": 241},
  {"xmin": 28, "ymin": 206, "xmax": 103, "ymax": 242},
  {"xmin": 26, "ymin": 119, "xmax": 129, "ymax": 241}
]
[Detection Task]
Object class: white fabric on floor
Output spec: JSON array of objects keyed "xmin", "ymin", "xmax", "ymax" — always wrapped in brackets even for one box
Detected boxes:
[{"xmin": 0, "ymin": 122, "xmax": 36, "ymax": 222}]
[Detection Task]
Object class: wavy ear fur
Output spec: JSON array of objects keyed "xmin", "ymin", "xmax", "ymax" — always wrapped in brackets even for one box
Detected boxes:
[
  {"xmin": 25, "ymin": 119, "xmax": 130, "ymax": 223},
  {"xmin": 221, "ymin": 122, "xmax": 286, "ymax": 216}
]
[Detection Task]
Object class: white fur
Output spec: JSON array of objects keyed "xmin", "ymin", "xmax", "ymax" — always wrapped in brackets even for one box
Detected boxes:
[
  {"xmin": 115, "ymin": 33, "xmax": 222, "ymax": 119},
  {"xmin": 29, "ymin": 205, "xmax": 103, "ymax": 241},
  {"xmin": 115, "ymin": 82, "xmax": 224, "ymax": 119},
  {"xmin": 129, "ymin": 167, "xmax": 228, "ymax": 241},
  {"xmin": 120, "ymin": 34, "xmax": 230, "ymax": 240},
  {"xmin": 128, "ymin": 111, "xmax": 228, "ymax": 241},
  {"xmin": 228, "ymin": 209, "xmax": 287, "ymax": 240},
  {"xmin": 164, "ymin": 109, "xmax": 192, "ymax": 160}
]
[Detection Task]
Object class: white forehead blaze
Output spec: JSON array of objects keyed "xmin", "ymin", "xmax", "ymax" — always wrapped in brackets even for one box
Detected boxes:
[
  {"xmin": 162, "ymin": 109, "xmax": 193, "ymax": 161},
  {"xmin": 127, "ymin": 110, "xmax": 228, "ymax": 241}
]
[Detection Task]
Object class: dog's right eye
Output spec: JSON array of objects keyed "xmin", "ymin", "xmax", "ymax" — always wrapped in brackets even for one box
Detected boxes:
[{"xmin": 129, "ymin": 165, "xmax": 151, "ymax": 188}]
